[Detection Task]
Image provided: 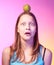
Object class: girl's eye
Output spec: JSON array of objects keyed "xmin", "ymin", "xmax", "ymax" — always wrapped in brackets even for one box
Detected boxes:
[
  {"xmin": 21, "ymin": 22, "xmax": 26, "ymax": 25},
  {"xmin": 30, "ymin": 23, "xmax": 35, "ymax": 26}
]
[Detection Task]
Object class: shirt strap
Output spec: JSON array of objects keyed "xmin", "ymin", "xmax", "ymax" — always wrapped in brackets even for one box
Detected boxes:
[{"xmin": 42, "ymin": 48, "xmax": 46, "ymax": 60}]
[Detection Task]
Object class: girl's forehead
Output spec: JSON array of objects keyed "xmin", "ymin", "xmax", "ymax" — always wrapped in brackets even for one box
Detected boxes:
[{"xmin": 19, "ymin": 14, "xmax": 35, "ymax": 22}]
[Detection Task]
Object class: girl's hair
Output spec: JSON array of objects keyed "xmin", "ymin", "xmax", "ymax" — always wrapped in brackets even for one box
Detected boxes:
[{"xmin": 10, "ymin": 4, "xmax": 40, "ymax": 62}]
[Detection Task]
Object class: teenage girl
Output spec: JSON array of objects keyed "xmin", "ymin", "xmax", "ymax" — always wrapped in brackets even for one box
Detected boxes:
[{"xmin": 2, "ymin": 4, "xmax": 52, "ymax": 65}]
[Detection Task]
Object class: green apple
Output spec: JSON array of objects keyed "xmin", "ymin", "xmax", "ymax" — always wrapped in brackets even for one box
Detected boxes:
[{"xmin": 23, "ymin": 4, "xmax": 30, "ymax": 12}]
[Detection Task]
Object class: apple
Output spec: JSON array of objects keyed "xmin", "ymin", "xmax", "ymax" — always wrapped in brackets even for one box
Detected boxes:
[{"xmin": 23, "ymin": 4, "xmax": 30, "ymax": 12}]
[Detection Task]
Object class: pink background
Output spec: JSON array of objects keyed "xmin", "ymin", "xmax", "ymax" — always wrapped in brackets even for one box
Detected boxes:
[{"xmin": 0, "ymin": 0, "xmax": 54, "ymax": 65}]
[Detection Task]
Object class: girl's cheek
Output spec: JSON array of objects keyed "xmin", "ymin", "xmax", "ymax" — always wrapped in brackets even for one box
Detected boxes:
[{"xmin": 31, "ymin": 26, "xmax": 36, "ymax": 31}]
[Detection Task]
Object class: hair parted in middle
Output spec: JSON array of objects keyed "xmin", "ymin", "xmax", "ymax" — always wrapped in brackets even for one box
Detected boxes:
[{"xmin": 10, "ymin": 4, "xmax": 40, "ymax": 62}]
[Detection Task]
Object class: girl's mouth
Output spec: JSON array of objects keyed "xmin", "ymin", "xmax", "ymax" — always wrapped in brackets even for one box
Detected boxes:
[{"xmin": 25, "ymin": 32, "xmax": 31, "ymax": 35}]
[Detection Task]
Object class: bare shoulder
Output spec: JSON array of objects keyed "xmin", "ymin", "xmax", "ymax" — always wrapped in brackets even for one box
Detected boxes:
[
  {"xmin": 42, "ymin": 45, "xmax": 52, "ymax": 55},
  {"xmin": 2, "ymin": 47, "xmax": 10, "ymax": 65},
  {"xmin": 44, "ymin": 48, "xmax": 52, "ymax": 65},
  {"xmin": 45, "ymin": 48, "xmax": 52, "ymax": 57},
  {"xmin": 42, "ymin": 45, "xmax": 52, "ymax": 58},
  {"xmin": 2, "ymin": 47, "xmax": 10, "ymax": 57},
  {"xmin": 40, "ymin": 45, "xmax": 52, "ymax": 65},
  {"xmin": 40, "ymin": 45, "xmax": 52, "ymax": 55}
]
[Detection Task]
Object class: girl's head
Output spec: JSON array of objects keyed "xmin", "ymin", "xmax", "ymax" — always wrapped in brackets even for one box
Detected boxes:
[{"xmin": 17, "ymin": 13, "xmax": 37, "ymax": 42}]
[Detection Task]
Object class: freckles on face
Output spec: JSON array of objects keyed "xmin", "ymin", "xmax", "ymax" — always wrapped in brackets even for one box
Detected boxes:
[{"xmin": 17, "ymin": 14, "xmax": 36, "ymax": 40}]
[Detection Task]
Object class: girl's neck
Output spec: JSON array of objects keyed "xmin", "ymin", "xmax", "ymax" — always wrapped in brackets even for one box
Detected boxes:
[{"xmin": 21, "ymin": 38, "xmax": 34, "ymax": 50}]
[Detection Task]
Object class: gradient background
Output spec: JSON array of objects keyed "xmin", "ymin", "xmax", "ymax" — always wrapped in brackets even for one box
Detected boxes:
[{"xmin": 0, "ymin": 0, "xmax": 54, "ymax": 65}]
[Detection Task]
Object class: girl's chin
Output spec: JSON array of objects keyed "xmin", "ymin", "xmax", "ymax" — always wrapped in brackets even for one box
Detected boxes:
[{"xmin": 21, "ymin": 36, "xmax": 31, "ymax": 41}]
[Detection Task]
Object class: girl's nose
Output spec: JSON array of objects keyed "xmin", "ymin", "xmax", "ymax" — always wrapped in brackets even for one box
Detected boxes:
[{"xmin": 26, "ymin": 24, "xmax": 30, "ymax": 30}]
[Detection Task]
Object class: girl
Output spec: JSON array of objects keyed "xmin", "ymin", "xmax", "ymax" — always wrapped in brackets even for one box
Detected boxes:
[{"xmin": 2, "ymin": 4, "xmax": 52, "ymax": 65}]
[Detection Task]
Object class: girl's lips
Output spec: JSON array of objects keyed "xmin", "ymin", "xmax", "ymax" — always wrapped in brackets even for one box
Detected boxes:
[{"xmin": 25, "ymin": 32, "xmax": 31, "ymax": 35}]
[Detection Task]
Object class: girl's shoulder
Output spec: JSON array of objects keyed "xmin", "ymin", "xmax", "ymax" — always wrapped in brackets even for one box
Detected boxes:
[
  {"xmin": 40, "ymin": 44, "xmax": 52, "ymax": 65},
  {"xmin": 2, "ymin": 47, "xmax": 10, "ymax": 57},
  {"xmin": 40, "ymin": 44, "xmax": 52, "ymax": 57},
  {"xmin": 2, "ymin": 47, "xmax": 11, "ymax": 65}
]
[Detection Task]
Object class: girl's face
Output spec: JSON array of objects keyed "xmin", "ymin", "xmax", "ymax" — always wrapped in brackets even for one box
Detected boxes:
[{"xmin": 17, "ymin": 14, "xmax": 36, "ymax": 41}]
